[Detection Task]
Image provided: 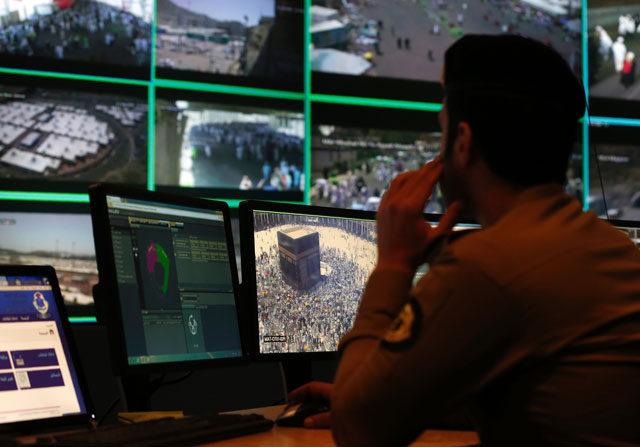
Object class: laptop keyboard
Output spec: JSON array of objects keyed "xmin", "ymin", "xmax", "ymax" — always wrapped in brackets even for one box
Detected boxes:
[{"xmin": 31, "ymin": 413, "xmax": 274, "ymax": 446}]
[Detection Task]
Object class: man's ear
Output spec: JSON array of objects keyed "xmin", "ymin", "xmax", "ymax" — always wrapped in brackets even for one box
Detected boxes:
[{"xmin": 453, "ymin": 121, "xmax": 473, "ymax": 166}]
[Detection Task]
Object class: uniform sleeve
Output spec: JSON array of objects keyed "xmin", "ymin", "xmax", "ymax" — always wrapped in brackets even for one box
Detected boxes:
[{"xmin": 331, "ymin": 255, "xmax": 523, "ymax": 447}]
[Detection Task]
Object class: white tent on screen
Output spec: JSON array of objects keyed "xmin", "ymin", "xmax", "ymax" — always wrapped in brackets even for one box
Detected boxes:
[{"xmin": 311, "ymin": 49, "xmax": 371, "ymax": 75}]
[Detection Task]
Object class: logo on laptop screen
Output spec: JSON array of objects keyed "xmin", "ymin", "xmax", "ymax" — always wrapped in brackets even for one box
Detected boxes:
[{"xmin": 33, "ymin": 291, "xmax": 50, "ymax": 318}]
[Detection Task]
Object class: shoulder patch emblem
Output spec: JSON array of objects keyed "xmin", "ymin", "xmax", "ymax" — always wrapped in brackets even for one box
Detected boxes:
[{"xmin": 381, "ymin": 297, "xmax": 422, "ymax": 350}]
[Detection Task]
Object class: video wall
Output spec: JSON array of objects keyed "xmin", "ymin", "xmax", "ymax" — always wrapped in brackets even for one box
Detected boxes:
[{"xmin": 0, "ymin": 0, "xmax": 638, "ymax": 320}]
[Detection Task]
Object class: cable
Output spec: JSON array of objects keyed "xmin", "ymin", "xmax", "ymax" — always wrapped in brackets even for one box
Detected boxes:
[
  {"xmin": 584, "ymin": 99, "xmax": 610, "ymax": 220},
  {"xmin": 279, "ymin": 361, "xmax": 289, "ymax": 404},
  {"xmin": 157, "ymin": 371, "xmax": 194, "ymax": 387},
  {"xmin": 97, "ymin": 396, "xmax": 121, "ymax": 427}
]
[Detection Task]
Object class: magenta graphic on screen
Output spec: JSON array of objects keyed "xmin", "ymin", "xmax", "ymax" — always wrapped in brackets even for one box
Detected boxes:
[{"xmin": 146, "ymin": 243, "xmax": 170, "ymax": 294}]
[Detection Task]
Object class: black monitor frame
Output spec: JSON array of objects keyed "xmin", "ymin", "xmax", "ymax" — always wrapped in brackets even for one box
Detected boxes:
[
  {"xmin": 0, "ymin": 264, "xmax": 95, "ymax": 434},
  {"xmin": 607, "ymin": 219, "xmax": 640, "ymax": 231},
  {"xmin": 238, "ymin": 199, "xmax": 466, "ymax": 360},
  {"xmin": 89, "ymin": 183, "xmax": 247, "ymax": 375}
]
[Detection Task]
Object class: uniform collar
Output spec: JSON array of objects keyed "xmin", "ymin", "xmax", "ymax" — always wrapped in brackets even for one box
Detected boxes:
[{"xmin": 511, "ymin": 183, "xmax": 566, "ymax": 207}]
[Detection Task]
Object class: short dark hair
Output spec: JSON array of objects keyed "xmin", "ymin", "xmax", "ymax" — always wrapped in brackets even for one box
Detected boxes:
[{"xmin": 443, "ymin": 34, "xmax": 585, "ymax": 187}]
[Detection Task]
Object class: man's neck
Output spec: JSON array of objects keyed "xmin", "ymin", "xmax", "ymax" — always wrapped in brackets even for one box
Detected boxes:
[{"xmin": 472, "ymin": 181, "xmax": 524, "ymax": 228}]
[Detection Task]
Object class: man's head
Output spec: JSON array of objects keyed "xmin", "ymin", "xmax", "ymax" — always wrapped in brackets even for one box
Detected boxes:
[{"xmin": 438, "ymin": 34, "xmax": 585, "ymax": 208}]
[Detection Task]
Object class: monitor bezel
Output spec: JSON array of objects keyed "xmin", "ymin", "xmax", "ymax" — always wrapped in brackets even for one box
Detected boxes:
[
  {"xmin": 89, "ymin": 183, "xmax": 247, "ymax": 375},
  {"xmin": 606, "ymin": 219, "xmax": 640, "ymax": 229},
  {"xmin": 0, "ymin": 201, "xmax": 98, "ymax": 321},
  {"xmin": 0, "ymin": 264, "xmax": 95, "ymax": 434},
  {"xmin": 239, "ymin": 199, "xmax": 457, "ymax": 360}
]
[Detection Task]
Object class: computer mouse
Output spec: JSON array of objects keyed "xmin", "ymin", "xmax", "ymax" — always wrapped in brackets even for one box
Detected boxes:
[{"xmin": 275, "ymin": 401, "xmax": 330, "ymax": 427}]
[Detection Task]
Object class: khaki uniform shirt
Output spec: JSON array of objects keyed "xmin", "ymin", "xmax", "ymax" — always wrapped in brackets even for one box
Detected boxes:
[{"xmin": 332, "ymin": 184, "xmax": 640, "ymax": 447}]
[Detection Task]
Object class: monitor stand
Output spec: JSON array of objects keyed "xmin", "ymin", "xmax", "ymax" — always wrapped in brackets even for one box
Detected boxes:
[
  {"xmin": 280, "ymin": 360, "xmax": 312, "ymax": 395},
  {"xmin": 117, "ymin": 375, "xmax": 155, "ymax": 412}
]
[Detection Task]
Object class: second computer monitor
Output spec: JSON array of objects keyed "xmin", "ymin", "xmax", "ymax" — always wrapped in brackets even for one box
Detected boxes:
[
  {"xmin": 239, "ymin": 200, "xmax": 476, "ymax": 359},
  {"xmin": 90, "ymin": 184, "xmax": 245, "ymax": 374}
]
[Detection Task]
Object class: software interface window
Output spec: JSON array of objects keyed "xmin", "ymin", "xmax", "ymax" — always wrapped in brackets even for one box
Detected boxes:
[{"xmin": 106, "ymin": 196, "xmax": 242, "ymax": 365}]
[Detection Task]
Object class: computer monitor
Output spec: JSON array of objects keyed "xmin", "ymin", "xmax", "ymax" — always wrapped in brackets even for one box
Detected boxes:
[
  {"xmin": 0, "ymin": 265, "xmax": 94, "ymax": 433},
  {"xmin": 0, "ymin": 75, "xmax": 148, "ymax": 194},
  {"xmin": 0, "ymin": 203, "xmax": 98, "ymax": 320},
  {"xmin": 89, "ymin": 184, "xmax": 245, "ymax": 375},
  {"xmin": 239, "ymin": 200, "xmax": 478, "ymax": 359},
  {"xmin": 155, "ymin": 88, "xmax": 304, "ymax": 201}
]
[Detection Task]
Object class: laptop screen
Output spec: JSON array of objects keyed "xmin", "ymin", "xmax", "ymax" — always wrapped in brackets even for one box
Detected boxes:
[{"xmin": 0, "ymin": 275, "xmax": 87, "ymax": 424}]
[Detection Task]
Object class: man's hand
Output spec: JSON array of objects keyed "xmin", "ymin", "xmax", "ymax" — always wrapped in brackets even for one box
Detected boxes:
[
  {"xmin": 287, "ymin": 381, "xmax": 332, "ymax": 428},
  {"xmin": 376, "ymin": 157, "xmax": 463, "ymax": 274}
]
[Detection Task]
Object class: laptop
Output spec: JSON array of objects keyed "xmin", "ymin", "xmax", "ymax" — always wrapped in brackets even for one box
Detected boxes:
[{"xmin": 0, "ymin": 265, "xmax": 95, "ymax": 435}]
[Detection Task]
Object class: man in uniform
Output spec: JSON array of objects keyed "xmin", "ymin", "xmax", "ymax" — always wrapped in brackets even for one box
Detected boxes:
[{"xmin": 290, "ymin": 34, "xmax": 640, "ymax": 446}]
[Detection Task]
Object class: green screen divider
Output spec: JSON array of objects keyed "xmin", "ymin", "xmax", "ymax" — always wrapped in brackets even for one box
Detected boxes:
[
  {"xmin": 0, "ymin": 191, "xmax": 89, "ymax": 202},
  {"xmin": 310, "ymin": 93, "xmax": 442, "ymax": 111},
  {"xmin": 201, "ymin": 198, "xmax": 305, "ymax": 209},
  {"xmin": 69, "ymin": 317, "xmax": 98, "ymax": 324},
  {"xmin": 154, "ymin": 79, "xmax": 304, "ymax": 100},
  {"xmin": 589, "ymin": 116, "xmax": 640, "ymax": 127},
  {"xmin": 0, "ymin": 66, "xmax": 149, "ymax": 86},
  {"xmin": 304, "ymin": 0, "xmax": 312, "ymax": 205},
  {"xmin": 147, "ymin": 84, "xmax": 156, "ymax": 191}
]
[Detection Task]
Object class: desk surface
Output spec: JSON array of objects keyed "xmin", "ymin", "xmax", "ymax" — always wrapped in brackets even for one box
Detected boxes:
[
  {"xmin": 16, "ymin": 405, "xmax": 479, "ymax": 447},
  {"xmin": 209, "ymin": 405, "xmax": 479, "ymax": 447}
]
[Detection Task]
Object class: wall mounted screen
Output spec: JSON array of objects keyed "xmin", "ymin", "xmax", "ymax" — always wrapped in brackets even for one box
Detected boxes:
[
  {"xmin": 0, "ymin": 77, "xmax": 148, "ymax": 193},
  {"xmin": 155, "ymin": 91, "xmax": 304, "ymax": 200}
]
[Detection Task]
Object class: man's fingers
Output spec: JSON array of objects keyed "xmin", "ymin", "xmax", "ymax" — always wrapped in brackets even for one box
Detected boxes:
[
  {"xmin": 387, "ymin": 157, "xmax": 442, "ymax": 194},
  {"xmin": 407, "ymin": 162, "xmax": 442, "ymax": 203},
  {"xmin": 385, "ymin": 169, "xmax": 416, "ymax": 195},
  {"xmin": 288, "ymin": 381, "xmax": 332, "ymax": 404},
  {"xmin": 433, "ymin": 200, "xmax": 464, "ymax": 238},
  {"xmin": 383, "ymin": 157, "xmax": 442, "ymax": 209},
  {"xmin": 303, "ymin": 411, "xmax": 331, "ymax": 429}
]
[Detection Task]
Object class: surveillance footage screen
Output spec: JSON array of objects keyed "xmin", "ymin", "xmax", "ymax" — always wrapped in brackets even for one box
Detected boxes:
[
  {"xmin": 589, "ymin": 1, "xmax": 639, "ymax": 101},
  {"xmin": 0, "ymin": 83, "xmax": 148, "ymax": 188},
  {"xmin": 589, "ymin": 125, "xmax": 640, "ymax": 221},
  {"xmin": 311, "ymin": 0, "xmax": 582, "ymax": 81},
  {"xmin": 155, "ymin": 0, "xmax": 303, "ymax": 85},
  {"xmin": 0, "ymin": 212, "xmax": 98, "ymax": 317},
  {"xmin": 155, "ymin": 98, "xmax": 304, "ymax": 192},
  {"xmin": 253, "ymin": 210, "xmax": 378, "ymax": 354},
  {"xmin": 0, "ymin": 0, "xmax": 153, "ymax": 70},
  {"xmin": 311, "ymin": 124, "xmax": 442, "ymax": 212}
]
